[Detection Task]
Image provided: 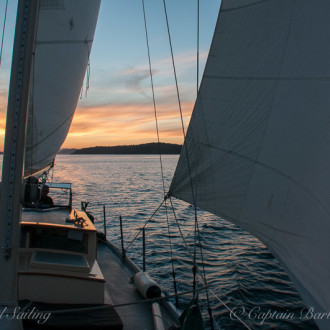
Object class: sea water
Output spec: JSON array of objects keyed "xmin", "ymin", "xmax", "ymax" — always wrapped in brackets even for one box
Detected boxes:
[{"xmin": 1, "ymin": 155, "xmax": 318, "ymax": 329}]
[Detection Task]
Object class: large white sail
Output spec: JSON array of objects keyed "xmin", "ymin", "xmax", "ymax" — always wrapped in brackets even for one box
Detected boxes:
[
  {"xmin": 170, "ymin": 1, "xmax": 330, "ymax": 328},
  {"xmin": 24, "ymin": 0, "xmax": 101, "ymax": 177}
]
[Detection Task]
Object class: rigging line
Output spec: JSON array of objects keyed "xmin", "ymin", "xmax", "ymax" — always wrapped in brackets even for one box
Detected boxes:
[
  {"xmin": 208, "ymin": 288, "xmax": 252, "ymax": 330},
  {"xmin": 169, "ymin": 196, "xmax": 250, "ymax": 329},
  {"xmin": 196, "ymin": 2, "xmax": 214, "ymax": 328},
  {"xmin": 141, "ymin": 0, "xmax": 166, "ymax": 197},
  {"xmin": 165, "ymin": 199, "xmax": 179, "ymax": 306},
  {"xmin": 169, "ymin": 196, "xmax": 193, "ymax": 256},
  {"xmin": 0, "ymin": 0, "xmax": 8, "ymax": 68},
  {"xmin": 125, "ymin": 199, "xmax": 165, "ymax": 251},
  {"xmin": 197, "ymin": 0, "xmax": 199, "ymax": 95},
  {"xmin": 29, "ymin": 63, "xmax": 34, "ymax": 176},
  {"xmin": 85, "ymin": 38, "xmax": 90, "ymax": 97},
  {"xmin": 196, "ymin": 300, "xmax": 221, "ymax": 330},
  {"xmin": 162, "ymin": 0, "xmax": 199, "ymax": 297},
  {"xmin": 29, "ymin": 1, "xmax": 41, "ymax": 177},
  {"xmin": 169, "ymin": 196, "xmax": 206, "ymax": 285},
  {"xmin": 141, "ymin": 0, "xmax": 179, "ymax": 306},
  {"xmin": 196, "ymin": 219, "xmax": 214, "ymax": 329}
]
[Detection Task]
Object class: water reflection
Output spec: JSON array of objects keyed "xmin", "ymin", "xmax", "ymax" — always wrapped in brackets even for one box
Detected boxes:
[{"xmin": 0, "ymin": 155, "xmax": 317, "ymax": 329}]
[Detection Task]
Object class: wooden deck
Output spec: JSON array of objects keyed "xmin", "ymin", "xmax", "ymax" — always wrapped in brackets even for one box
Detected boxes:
[{"xmin": 97, "ymin": 241, "xmax": 155, "ymax": 330}]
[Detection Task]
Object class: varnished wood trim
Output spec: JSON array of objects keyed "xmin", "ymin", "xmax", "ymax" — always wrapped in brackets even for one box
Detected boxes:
[{"xmin": 18, "ymin": 271, "xmax": 105, "ymax": 283}]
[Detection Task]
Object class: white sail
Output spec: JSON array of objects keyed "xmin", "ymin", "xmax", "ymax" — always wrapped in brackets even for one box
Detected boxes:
[
  {"xmin": 170, "ymin": 1, "xmax": 330, "ymax": 328},
  {"xmin": 24, "ymin": 0, "xmax": 101, "ymax": 177}
]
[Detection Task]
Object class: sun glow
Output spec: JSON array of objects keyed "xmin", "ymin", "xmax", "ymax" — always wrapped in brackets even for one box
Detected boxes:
[{"xmin": 63, "ymin": 101, "xmax": 193, "ymax": 149}]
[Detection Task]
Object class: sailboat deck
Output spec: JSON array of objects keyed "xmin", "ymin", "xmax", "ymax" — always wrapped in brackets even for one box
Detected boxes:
[{"xmin": 97, "ymin": 241, "xmax": 155, "ymax": 330}]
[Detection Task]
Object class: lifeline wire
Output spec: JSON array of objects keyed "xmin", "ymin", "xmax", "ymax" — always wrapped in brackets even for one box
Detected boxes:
[
  {"xmin": 123, "ymin": 195, "xmax": 248, "ymax": 328},
  {"xmin": 125, "ymin": 199, "xmax": 165, "ymax": 251}
]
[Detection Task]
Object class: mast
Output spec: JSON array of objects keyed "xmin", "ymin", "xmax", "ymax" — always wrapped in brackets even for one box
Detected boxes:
[{"xmin": 0, "ymin": 0, "xmax": 39, "ymax": 328}]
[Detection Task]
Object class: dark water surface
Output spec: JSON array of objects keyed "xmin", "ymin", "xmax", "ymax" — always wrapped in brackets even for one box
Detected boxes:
[{"xmin": 6, "ymin": 155, "xmax": 320, "ymax": 329}]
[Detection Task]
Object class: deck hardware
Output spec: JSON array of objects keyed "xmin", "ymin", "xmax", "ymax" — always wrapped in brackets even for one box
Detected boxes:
[
  {"xmin": 73, "ymin": 209, "xmax": 86, "ymax": 227},
  {"xmin": 81, "ymin": 201, "xmax": 89, "ymax": 211}
]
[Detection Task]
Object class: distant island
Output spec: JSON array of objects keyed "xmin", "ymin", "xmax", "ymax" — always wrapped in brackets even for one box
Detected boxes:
[
  {"xmin": 57, "ymin": 148, "xmax": 77, "ymax": 154},
  {"xmin": 67, "ymin": 143, "xmax": 182, "ymax": 155}
]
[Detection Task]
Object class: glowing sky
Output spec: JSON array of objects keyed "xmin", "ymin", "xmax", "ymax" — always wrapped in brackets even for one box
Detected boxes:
[{"xmin": 0, "ymin": 0, "xmax": 221, "ymax": 150}]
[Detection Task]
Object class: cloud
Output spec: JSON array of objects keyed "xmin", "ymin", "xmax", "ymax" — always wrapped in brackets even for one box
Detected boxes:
[
  {"xmin": 64, "ymin": 100, "xmax": 193, "ymax": 148},
  {"xmin": 122, "ymin": 68, "xmax": 152, "ymax": 97},
  {"xmin": 81, "ymin": 48, "xmax": 204, "ymax": 109},
  {"xmin": 0, "ymin": 48, "xmax": 202, "ymax": 150}
]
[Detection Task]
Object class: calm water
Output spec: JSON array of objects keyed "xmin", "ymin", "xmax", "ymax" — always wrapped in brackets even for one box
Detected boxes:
[{"xmin": 3, "ymin": 155, "xmax": 318, "ymax": 329}]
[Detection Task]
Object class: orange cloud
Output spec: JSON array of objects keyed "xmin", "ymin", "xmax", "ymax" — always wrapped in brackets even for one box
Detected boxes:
[{"xmin": 63, "ymin": 101, "xmax": 193, "ymax": 148}]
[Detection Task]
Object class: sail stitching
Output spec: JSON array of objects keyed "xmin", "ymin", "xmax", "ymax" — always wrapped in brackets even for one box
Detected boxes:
[
  {"xmin": 236, "ymin": 0, "xmax": 297, "ymax": 224},
  {"xmin": 189, "ymin": 1, "xmax": 223, "ymax": 225},
  {"xmin": 195, "ymin": 137, "xmax": 330, "ymax": 219},
  {"xmin": 26, "ymin": 108, "xmax": 75, "ymax": 150}
]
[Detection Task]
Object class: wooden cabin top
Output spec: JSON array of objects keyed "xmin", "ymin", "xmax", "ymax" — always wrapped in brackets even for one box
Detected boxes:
[{"xmin": 21, "ymin": 209, "xmax": 96, "ymax": 232}]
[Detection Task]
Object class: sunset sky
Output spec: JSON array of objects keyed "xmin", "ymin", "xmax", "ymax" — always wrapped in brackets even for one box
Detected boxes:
[{"xmin": 0, "ymin": 0, "xmax": 220, "ymax": 150}]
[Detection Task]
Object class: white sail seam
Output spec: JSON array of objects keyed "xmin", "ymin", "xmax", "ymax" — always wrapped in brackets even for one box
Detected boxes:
[
  {"xmin": 26, "ymin": 109, "xmax": 75, "ymax": 150},
  {"xmin": 204, "ymin": 75, "xmax": 330, "ymax": 81},
  {"xmin": 222, "ymin": 0, "xmax": 273, "ymax": 12},
  {"xmin": 195, "ymin": 139, "xmax": 330, "ymax": 219},
  {"xmin": 236, "ymin": 0, "xmax": 296, "ymax": 221},
  {"xmin": 36, "ymin": 39, "xmax": 93, "ymax": 45}
]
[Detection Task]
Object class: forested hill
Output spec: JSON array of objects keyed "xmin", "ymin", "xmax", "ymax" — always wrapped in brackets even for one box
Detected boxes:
[{"xmin": 73, "ymin": 143, "xmax": 182, "ymax": 155}]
